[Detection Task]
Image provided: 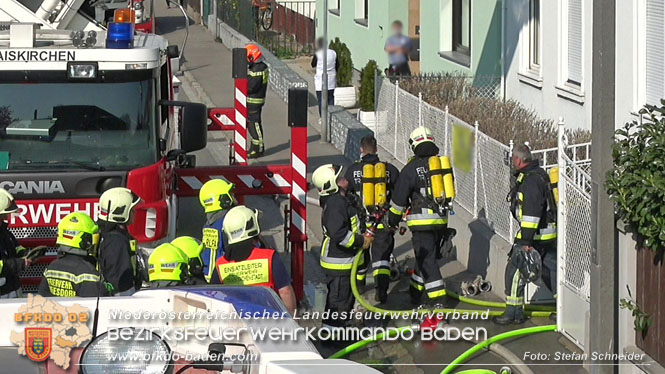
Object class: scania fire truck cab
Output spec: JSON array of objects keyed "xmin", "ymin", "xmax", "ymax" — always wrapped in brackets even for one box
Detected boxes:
[{"xmin": 0, "ymin": 22, "xmax": 207, "ymax": 292}]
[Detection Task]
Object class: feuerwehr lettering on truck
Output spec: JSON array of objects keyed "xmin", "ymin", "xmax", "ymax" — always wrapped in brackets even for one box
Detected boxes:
[{"xmin": 10, "ymin": 200, "xmax": 100, "ymax": 227}]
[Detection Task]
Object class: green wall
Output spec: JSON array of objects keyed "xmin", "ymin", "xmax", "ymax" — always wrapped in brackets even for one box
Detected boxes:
[
  {"xmin": 316, "ymin": 0, "xmax": 502, "ymax": 78},
  {"xmin": 315, "ymin": 0, "xmax": 408, "ymax": 72},
  {"xmin": 419, "ymin": 0, "xmax": 502, "ymax": 76}
]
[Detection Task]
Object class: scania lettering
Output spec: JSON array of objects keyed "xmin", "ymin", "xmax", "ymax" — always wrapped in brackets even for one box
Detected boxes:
[
  {"xmin": 0, "ymin": 181, "xmax": 65, "ymax": 194},
  {"xmin": 0, "ymin": 19, "xmax": 207, "ymax": 293}
]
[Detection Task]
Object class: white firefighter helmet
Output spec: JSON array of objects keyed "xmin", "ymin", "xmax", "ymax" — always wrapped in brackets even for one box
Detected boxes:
[
  {"xmin": 0, "ymin": 189, "xmax": 18, "ymax": 215},
  {"xmin": 408, "ymin": 126, "xmax": 435, "ymax": 151},
  {"xmin": 222, "ymin": 206, "xmax": 261, "ymax": 245},
  {"xmin": 98, "ymin": 187, "xmax": 141, "ymax": 223},
  {"xmin": 312, "ymin": 164, "xmax": 343, "ymax": 196}
]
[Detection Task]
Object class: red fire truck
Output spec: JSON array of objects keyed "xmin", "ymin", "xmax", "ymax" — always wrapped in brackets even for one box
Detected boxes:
[{"xmin": 0, "ymin": 17, "xmax": 207, "ymax": 292}]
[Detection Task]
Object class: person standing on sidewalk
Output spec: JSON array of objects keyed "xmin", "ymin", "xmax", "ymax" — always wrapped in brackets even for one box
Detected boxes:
[
  {"xmin": 313, "ymin": 164, "xmax": 373, "ymax": 333},
  {"xmin": 388, "ymin": 127, "xmax": 449, "ymax": 306},
  {"xmin": 344, "ymin": 135, "xmax": 400, "ymax": 303},
  {"xmin": 311, "ymin": 37, "xmax": 339, "ymax": 120},
  {"xmin": 246, "ymin": 44, "xmax": 269, "ymax": 158},
  {"xmin": 494, "ymin": 144, "xmax": 557, "ymax": 325},
  {"xmin": 384, "ymin": 20, "xmax": 412, "ymax": 77}
]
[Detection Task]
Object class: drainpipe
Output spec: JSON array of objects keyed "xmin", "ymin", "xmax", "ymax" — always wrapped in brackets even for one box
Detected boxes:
[{"xmin": 500, "ymin": 0, "xmax": 506, "ymax": 101}]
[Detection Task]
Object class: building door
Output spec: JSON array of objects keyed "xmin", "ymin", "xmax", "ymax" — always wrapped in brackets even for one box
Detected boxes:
[{"xmin": 408, "ymin": 0, "xmax": 420, "ymax": 74}]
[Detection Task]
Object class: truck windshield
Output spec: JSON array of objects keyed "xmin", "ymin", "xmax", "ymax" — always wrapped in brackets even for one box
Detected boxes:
[{"xmin": 0, "ymin": 80, "xmax": 157, "ymax": 172}]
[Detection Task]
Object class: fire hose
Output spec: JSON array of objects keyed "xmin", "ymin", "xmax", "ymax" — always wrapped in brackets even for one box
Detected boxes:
[{"xmin": 348, "ymin": 250, "xmax": 555, "ymax": 317}]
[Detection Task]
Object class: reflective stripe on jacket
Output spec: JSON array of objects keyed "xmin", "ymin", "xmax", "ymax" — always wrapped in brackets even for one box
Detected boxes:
[
  {"xmin": 511, "ymin": 162, "xmax": 557, "ymax": 245},
  {"xmin": 320, "ymin": 193, "xmax": 364, "ymax": 274}
]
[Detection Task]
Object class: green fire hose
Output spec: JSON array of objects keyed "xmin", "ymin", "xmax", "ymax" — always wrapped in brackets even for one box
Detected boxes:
[
  {"xmin": 440, "ymin": 324, "xmax": 557, "ymax": 374},
  {"xmin": 349, "ymin": 250, "xmax": 554, "ymax": 317},
  {"xmin": 324, "ymin": 251, "xmax": 555, "ymax": 361}
]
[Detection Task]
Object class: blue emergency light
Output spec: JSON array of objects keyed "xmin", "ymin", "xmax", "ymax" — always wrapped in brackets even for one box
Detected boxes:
[{"xmin": 106, "ymin": 22, "xmax": 134, "ymax": 49}]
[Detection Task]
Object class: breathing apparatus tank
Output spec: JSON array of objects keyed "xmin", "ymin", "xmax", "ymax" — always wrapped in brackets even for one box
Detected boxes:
[
  {"xmin": 549, "ymin": 167, "xmax": 559, "ymax": 206},
  {"xmin": 428, "ymin": 156, "xmax": 445, "ymax": 203},
  {"xmin": 374, "ymin": 163, "xmax": 387, "ymax": 207},
  {"xmin": 362, "ymin": 164, "xmax": 375, "ymax": 208},
  {"xmin": 440, "ymin": 156, "xmax": 456, "ymax": 201}
]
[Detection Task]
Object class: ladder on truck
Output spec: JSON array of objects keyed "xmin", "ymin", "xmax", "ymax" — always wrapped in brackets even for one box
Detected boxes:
[{"xmin": 0, "ymin": 0, "xmax": 103, "ymax": 31}]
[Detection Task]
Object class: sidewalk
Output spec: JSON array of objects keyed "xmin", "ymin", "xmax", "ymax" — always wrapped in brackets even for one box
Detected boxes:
[{"xmin": 155, "ymin": 5, "xmax": 586, "ymax": 373}]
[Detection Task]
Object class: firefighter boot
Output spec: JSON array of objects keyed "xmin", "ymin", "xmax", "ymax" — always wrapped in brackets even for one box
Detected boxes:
[{"xmin": 493, "ymin": 306, "xmax": 527, "ymax": 325}]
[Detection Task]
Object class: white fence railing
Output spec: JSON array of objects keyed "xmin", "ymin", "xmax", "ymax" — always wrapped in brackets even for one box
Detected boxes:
[
  {"xmin": 375, "ymin": 78, "xmax": 591, "ymax": 242},
  {"xmin": 556, "ymin": 122, "xmax": 592, "ymax": 350}
]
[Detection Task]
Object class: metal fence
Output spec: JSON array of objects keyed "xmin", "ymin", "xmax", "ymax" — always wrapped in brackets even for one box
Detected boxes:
[
  {"xmin": 213, "ymin": 9, "xmax": 307, "ymax": 102},
  {"xmin": 390, "ymin": 74, "xmax": 503, "ymax": 101},
  {"xmin": 216, "ymin": 0, "xmax": 315, "ymax": 58},
  {"xmin": 556, "ymin": 123, "xmax": 592, "ymax": 350},
  {"xmin": 376, "ymin": 77, "xmax": 514, "ymax": 240},
  {"xmin": 375, "ymin": 77, "xmax": 591, "ymax": 242}
]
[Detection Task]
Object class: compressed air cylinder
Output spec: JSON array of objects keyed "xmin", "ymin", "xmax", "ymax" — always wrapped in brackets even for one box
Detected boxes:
[
  {"xmin": 362, "ymin": 164, "xmax": 375, "ymax": 208},
  {"xmin": 374, "ymin": 163, "xmax": 387, "ymax": 207},
  {"xmin": 428, "ymin": 156, "xmax": 445, "ymax": 202},
  {"xmin": 549, "ymin": 167, "xmax": 559, "ymax": 206},
  {"xmin": 440, "ymin": 156, "xmax": 456, "ymax": 200}
]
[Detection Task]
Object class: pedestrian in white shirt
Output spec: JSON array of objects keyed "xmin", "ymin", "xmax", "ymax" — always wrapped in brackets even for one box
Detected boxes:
[{"xmin": 311, "ymin": 37, "xmax": 339, "ymax": 117}]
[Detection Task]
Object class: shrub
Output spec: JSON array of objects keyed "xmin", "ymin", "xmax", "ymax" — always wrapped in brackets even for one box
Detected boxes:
[
  {"xmin": 397, "ymin": 73, "xmax": 591, "ymax": 149},
  {"xmin": 606, "ymin": 102, "xmax": 665, "ymax": 253},
  {"xmin": 329, "ymin": 38, "xmax": 353, "ymax": 87},
  {"xmin": 359, "ymin": 60, "xmax": 381, "ymax": 112}
]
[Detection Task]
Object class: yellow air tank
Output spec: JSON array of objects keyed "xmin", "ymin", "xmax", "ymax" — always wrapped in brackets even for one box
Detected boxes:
[
  {"xmin": 428, "ymin": 156, "xmax": 445, "ymax": 202},
  {"xmin": 549, "ymin": 167, "xmax": 559, "ymax": 206},
  {"xmin": 374, "ymin": 163, "xmax": 387, "ymax": 207},
  {"xmin": 440, "ymin": 156, "xmax": 456, "ymax": 200},
  {"xmin": 362, "ymin": 164, "xmax": 375, "ymax": 208}
]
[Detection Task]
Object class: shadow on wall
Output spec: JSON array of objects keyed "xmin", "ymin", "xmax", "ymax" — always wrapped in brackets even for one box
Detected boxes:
[
  {"xmin": 466, "ymin": 208, "xmax": 493, "ymax": 279},
  {"xmin": 500, "ymin": 0, "xmax": 527, "ymax": 81}
]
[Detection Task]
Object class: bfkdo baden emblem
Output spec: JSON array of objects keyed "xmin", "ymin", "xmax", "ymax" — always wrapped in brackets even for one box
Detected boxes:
[{"xmin": 25, "ymin": 328, "xmax": 52, "ymax": 362}]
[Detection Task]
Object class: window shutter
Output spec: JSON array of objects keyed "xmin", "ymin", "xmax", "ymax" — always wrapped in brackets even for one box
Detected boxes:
[
  {"xmin": 646, "ymin": 0, "xmax": 665, "ymax": 105},
  {"xmin": 567, "ymin": 0, "xmax": 583, "ymax": 85}
]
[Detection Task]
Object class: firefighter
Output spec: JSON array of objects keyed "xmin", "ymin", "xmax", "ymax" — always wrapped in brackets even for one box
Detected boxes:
[
  {"xmin": 199, "ymin": 179, "xmax": 237, "ymax": 283},
  {"xmin": 246, "ymin": 43, "xmax": 269, "ymax": 158},
  {"xmin": 38, "ymin": 212, "xmax": 105, "ymax": 297},
  {"xmin": 171, "ymin": 236, "xmax": 207, "ymax": 285},
  {"xmin": 388, "ymin": 127, "xmax": 449, "ymax": 305},
  {"xmin": 97, "ymin": 187, "xmax": 142, "ymax": 296},
  {"xmin": 0, "ymin": 189, "xmax": 34, "ymax": 298},
  {"xmin": 147, "ymin": 243, "xmax": 191, "ymax": 288},
  {"xmin": 344, "ymin": 135, "xmax": 400, "ymax": 303},
  {"xmin": 211, "ymin": 206, "xmax": 297, "ymax": 314},
  {"xmin": 494, "ymin": 144, "xmax": 557, "ymax": 325},
  {"xmin": 313, "ymin": 164, "xmax": 373, "ymax": 331}
]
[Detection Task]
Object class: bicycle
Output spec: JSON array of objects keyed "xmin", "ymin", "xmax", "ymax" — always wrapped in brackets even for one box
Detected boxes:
[{"xmin": 253, "ymin": 0, "xmax": 273, "ymax": 30}]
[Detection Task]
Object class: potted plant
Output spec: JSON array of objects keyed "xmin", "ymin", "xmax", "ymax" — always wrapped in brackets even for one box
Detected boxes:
[
  {"xmin": 329, "ymin": 38, "xmax": 356, "ymax": 108},
  {"xmin": 358, "ymin": 59, "xmax": 381, "ymax": 130}
]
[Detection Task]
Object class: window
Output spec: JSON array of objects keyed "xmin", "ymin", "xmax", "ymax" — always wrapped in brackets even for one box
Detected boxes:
[
  {"xmin": 529, "ymin": 0, "xmax": 541, "ymax": 71},
  {"xmin": 645, "ymin": 0, "xmax": 664, "ymax": 105},
  {"xmin": 0, "ymin": 80, "xmax": 158, "ymax": 172},
  {"xmin": 354, "ymin": 0, "xmax": 368, "ymax": 26},
  {"xmin": 452, "ymin": 0, "xmax": 471, "ymax": 55},
  {"xmin": 566, "ymin": 0, "xmax": 583, "ymax": 86},
  {"xmin": 438, "ymin": 0, "xmax": 471, "ymax": 67},
  {"xmin": 329, "ymin": 0, "xmax": 341, "ymax": 16}
]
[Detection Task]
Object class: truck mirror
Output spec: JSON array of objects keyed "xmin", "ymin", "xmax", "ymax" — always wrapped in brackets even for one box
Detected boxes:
[
  {"xmin": 180, "ymin": 102, "xmax": 208, "ymax": 152},
  {"xmin": 159, "ymin": 100, "xmax": 208, "ymax": 153}
]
